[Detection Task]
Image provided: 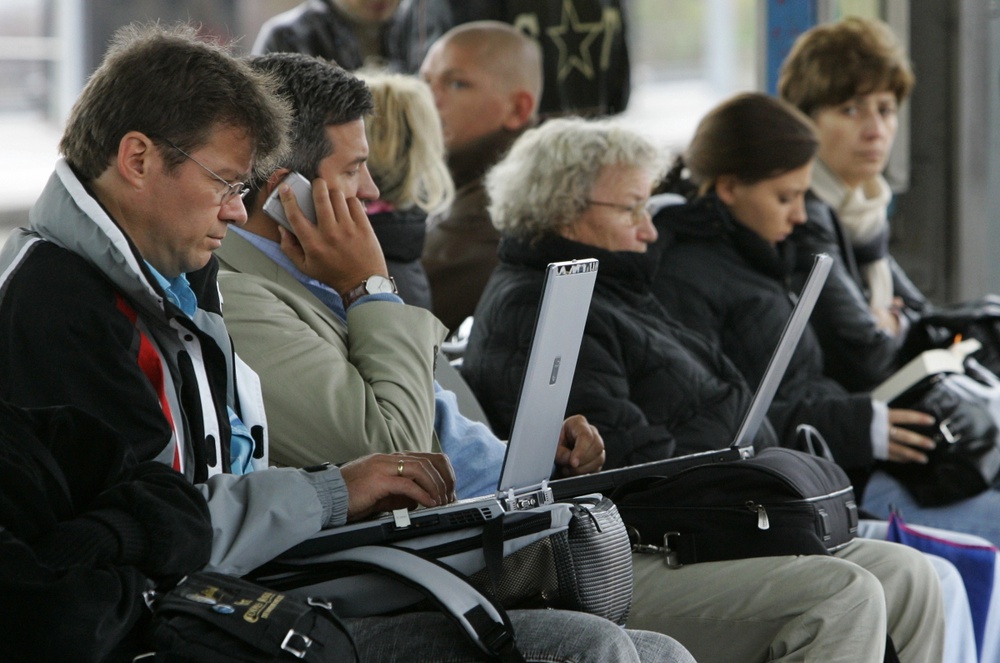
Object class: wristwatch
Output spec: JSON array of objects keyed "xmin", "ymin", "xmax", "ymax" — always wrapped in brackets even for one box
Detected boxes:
[{"xmin": 340, "ymin": 274, "xmax": 397, "ymax": 309}]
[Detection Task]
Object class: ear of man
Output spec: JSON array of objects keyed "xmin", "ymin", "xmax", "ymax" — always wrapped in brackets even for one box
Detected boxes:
[
  {"xmin": 502, "ymin": 88, "xmax": 537, "ymax": 132},
  {"xmin": 116, "ymin": 131, "xmax": 157, "ymax": 191}
]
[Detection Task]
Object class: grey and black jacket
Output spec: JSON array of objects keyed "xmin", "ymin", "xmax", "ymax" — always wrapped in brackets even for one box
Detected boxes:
[{"xmin": 0, "ymin": 159, "xmax": 347, "ymax": 576}]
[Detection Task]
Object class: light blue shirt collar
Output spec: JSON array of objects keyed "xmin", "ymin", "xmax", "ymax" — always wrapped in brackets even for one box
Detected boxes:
[
  {"xmin": 143, "ymin": 261, "xmax": 255, "ymax": 474},
  {"xmin": 144, "ymin": 262, "xmax": 197, "ymax": 318}
]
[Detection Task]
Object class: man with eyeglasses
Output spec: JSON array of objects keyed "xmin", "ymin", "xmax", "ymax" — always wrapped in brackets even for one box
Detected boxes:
[
  {"xmin": 0, "ymin": 21, "xmax": 457, "ymax": 603},
  {"xmin": 420, "ymin": 21, "xmax": 543, "ymax": 334}
]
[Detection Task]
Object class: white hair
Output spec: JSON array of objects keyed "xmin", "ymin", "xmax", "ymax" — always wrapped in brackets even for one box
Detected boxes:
[{"xmin": 486, "ymin": 117, "xmax": 665, "ymax": 242}]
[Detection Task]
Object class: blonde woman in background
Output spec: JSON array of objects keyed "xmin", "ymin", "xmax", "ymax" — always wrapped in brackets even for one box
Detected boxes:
[{"xmin": 358, "ymin": 70, "xmax": 454, "ymax": 310}]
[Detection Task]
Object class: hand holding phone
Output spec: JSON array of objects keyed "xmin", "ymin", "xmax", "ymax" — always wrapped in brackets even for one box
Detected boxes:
[
  {"xmin": 262, "ymin": 171, "xmax": 316, "ymax": 233},
  {"xmin": 263, "ymin": 172, "xmax": 388, "ymax": 294}
]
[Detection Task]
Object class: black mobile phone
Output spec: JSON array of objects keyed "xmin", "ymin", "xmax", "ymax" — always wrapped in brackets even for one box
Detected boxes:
[{"xmin": 262, "ymin": 172, "xmax": 316, "ymax": 232}]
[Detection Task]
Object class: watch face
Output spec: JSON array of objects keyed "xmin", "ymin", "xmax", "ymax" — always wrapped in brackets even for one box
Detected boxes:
[{"xmin": 367, "ymin": 275, "xmax": 396, "ymax": 294}]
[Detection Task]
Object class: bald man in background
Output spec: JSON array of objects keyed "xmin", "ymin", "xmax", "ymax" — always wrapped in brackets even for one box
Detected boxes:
[{"xmin": 419, "ymin": 21, "xmax": 542, "ymax": 334}]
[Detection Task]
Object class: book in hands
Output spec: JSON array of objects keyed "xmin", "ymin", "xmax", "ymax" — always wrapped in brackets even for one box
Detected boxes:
[{"xmin": 872, "ymin": 338, "xmax": 983, "ymax": 403}]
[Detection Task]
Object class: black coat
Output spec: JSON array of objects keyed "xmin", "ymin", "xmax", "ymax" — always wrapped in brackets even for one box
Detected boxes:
[
  {"xmin": 461, "ymin": 232, "xmax": 778, "ymax": 470},
  {"xmin": 652, "ymin": 196, "xmax": 877, "ymax": 473},
  {"xmin": 370, "ymin": 206, "xmax": 433, "ymax": 312},
  {"xmin": 0, "ymin": 401, "xmax": 212, "ymax": 662},
  {"xmin": 787, "ymin": 193, "xmax": 927, "ymax": 391}
]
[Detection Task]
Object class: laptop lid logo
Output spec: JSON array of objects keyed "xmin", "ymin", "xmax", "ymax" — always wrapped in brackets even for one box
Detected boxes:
[
  {"xmin": 556, "ymin": 262, "xmax": 599, "ymax": 276},
  {"xmin": 549, "ymin": 356, "xmax": 561, "ymax": 385}
]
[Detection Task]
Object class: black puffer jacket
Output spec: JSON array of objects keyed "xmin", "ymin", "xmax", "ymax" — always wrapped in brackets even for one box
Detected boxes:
[
  {"xmin": 652, "ymin": 196, "xmax": 877, "ymax": 473},
  {"xmin": 0, "ymin": 401, "xmax": 213, "ymax": 662},
  {"xmin": 787, "ymin": 193, "xmax": 927, "ymax": 392},
  {"xmin": 461, "ymin": 232, "xmax": 778, "ymax": 470}
]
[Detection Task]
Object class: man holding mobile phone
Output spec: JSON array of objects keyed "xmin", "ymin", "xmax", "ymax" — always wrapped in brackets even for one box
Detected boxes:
[{"xmin": 216, "ymin": 52, "xmax": 605, "ymax": 497}]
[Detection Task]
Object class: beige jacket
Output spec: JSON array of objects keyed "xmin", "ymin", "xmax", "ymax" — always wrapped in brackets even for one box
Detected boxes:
[{"xmin": 216, "ymin": 231, "xmax": 448, "ymax": 467}]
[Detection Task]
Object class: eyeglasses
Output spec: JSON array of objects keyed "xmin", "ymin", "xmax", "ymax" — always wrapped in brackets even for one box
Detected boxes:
[
  {"xmin": 161, "ymin": 139, "xmax": 250, "ymax": 205},
  {"xmin": 586, "ymin": 199, "xmax": 651, "ymax": 226}
]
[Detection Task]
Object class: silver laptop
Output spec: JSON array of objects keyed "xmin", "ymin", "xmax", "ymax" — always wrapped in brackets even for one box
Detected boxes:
[
  {"xmin": 283, "ymin": 258, "xmax": 600, "ymax": 558},
  {"xmin": 550, "ymin": 252, "xmax": 833, "ymax": 500}
]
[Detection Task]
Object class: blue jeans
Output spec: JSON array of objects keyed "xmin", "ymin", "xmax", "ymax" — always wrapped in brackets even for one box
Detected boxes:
[
  {"xmin": 347, "ymin": 609, "xmax": 695, "ymax": 663},
  {"xmin": 863, "ymin": 469, "xmax": 1000, "ymax": 547}
]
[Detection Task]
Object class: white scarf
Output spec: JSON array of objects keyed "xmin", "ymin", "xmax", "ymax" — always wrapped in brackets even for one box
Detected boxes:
[{"xmin": 810, "ymin": 160, "xmax": 895, "ymax": 312}]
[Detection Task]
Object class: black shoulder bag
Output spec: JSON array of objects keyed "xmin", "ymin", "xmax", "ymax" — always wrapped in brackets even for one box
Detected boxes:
[{"xmin": 613, "ymin": 446, "xmax": 859, "ymax": 566}]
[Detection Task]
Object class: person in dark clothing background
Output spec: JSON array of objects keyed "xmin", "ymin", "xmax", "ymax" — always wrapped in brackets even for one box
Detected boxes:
[
  {"xmin": 253, "ymin": 0, "xmax": 409, "ymax": 70},
  {"xmin": 255, "ymin": 0, "xmax": 631, "ymax": 118}
]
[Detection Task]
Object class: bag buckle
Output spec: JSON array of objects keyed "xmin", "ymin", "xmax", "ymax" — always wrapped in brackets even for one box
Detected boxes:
[
  {"xmin": 281, "ymin": 630, "xmax": 313, "ymax": 659},
  {"xmin": 630, "ymin": 531, "xmax": 683, "ymax": 568},
  {"xmin": 938, "ymin": 417, "xmax": 961, "ymax": 444},
  {"xmin": 662, "ymin": 532, "xmax": 683, "ymax": 568}
]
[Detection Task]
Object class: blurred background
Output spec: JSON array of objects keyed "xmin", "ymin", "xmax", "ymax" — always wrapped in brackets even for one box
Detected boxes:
[{"xmin": 2, "ymin": 0, "xmax": 998, "ymax": 301}]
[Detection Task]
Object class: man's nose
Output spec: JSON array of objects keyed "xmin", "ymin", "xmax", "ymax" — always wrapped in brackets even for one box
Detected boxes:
[
  {"xmin": 221, "ymin": 194, "xmax": 248, "ymax": 226},
  {"xmin": 358, "ymin": 164, "xmax": 380, "ymax": 201}
]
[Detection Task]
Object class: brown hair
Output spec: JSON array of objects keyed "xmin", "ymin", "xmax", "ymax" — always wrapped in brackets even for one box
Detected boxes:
[
  {"xmin": 61, "ymin": 23, "xmax": 291, "ymax": 183},
  {"xmin": 681, "ymin": 93, "xmax": 818, "ymax": 192},
  {"xmin": 778, "ymin": 16, "xmax": 914, "ymax": 116}
]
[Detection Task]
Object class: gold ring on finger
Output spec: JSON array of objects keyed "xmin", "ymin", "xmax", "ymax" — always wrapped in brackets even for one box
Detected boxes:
[{"xmin": 397, "ymin": 459, "xmax": 405, "ymax": 476}]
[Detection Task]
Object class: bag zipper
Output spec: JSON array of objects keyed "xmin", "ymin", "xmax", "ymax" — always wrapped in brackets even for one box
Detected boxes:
[{"xmin": 746, "ymin": 502, "xmax": 769, "ymax": 530}]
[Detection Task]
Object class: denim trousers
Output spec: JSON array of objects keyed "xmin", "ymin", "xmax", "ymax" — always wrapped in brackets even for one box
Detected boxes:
[
  {"xmin": 347, "ymin": 609, "xmax": 696, "ymax": 663},
  {"xmin": 863, "ymin": 469, "xmax": 1000, "ymax": 547}
]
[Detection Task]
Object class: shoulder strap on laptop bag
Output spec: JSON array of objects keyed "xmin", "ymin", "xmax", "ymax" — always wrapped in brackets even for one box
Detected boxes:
[{"xmin": 322, "ymin": 545, "xmax": 526, "ymax": 663}]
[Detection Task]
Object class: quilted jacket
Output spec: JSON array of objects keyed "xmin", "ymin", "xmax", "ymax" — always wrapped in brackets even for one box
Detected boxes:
[{"xmin": 653, "ymin": 195, "xmax": 877, "ymax": 473}]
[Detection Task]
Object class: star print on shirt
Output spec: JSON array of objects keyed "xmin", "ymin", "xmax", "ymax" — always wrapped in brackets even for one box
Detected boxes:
[{"xmin": 545, "ymin": 0, "xmax": 620, "ymax": 82}]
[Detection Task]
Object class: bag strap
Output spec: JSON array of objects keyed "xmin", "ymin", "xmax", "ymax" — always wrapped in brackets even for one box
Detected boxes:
[{"xmin": 323, "ymin": 545, "xmax": 526, "ymax": 663}]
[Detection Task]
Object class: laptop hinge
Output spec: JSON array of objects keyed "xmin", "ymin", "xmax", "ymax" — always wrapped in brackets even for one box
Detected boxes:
[{"xmin": 501, "ymin": 479, "xmax": 554, "ymax": 512}]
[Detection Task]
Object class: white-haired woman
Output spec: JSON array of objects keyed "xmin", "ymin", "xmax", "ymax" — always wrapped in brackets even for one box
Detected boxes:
[
  {"xmin": 462, "ymin": 117, "xmax": 780, "ymax": 467},
  {"xmin": 357, "ymin": 70, "xmax": 454, "ymax": 310}
]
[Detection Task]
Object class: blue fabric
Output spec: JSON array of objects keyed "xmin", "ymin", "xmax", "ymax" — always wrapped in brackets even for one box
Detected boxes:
[
  {"xmin": 887, "ymin": 511, "xmax": 997, "ymax": 655},
  {"xmin": 227, "ymin": 411, "xmax": 256, "ymax": 475},
  {"xmin": 145, "ymin": 262, "xmax": 198, "ymax": 317},
  {"xmin": 146, "ymin": 261, "xmax": 256, "ymax": 475},
  {"xmin": 863, "ymin": 469, "xmax": 1000, "ymax": 547},
  {"xmin": 433, "ymin": 384, "xmax": 507, "ymax": 499}
]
